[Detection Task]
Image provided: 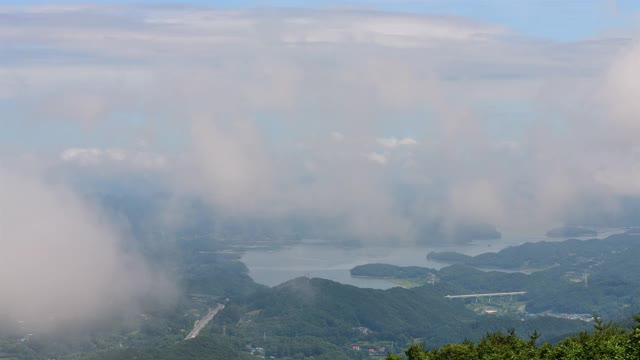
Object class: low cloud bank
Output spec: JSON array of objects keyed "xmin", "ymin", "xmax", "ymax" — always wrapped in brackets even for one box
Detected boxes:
[
  {"xmin": 2, "ymin": 5, "xmax": 640, "ymax": 245},
  {"xmin": 0, "ymin": 167, "xmax": 175, "ymax": 330}
]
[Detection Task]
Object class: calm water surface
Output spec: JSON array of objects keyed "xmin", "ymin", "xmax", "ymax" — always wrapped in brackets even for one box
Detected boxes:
[{"xmin": 241, "ymin": 228, "xmax": 624, "ymax": 289}]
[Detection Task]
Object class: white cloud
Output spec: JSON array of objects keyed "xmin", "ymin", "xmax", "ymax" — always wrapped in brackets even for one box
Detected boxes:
[
  {"xmin": 185, "ymin": 118, "xmax": 275, "ymax": 211},
  {"xmin": 1, "ymin": 4, "xmax": 639, "ymax": 240},
  {"xmin": 366, "ymin": 152, "xmax": 388, "ymax": 165},
  {"xmin": 602, "ymin": 41, "xmax": 640, "ymax": 142},
  {"xmin": 331, "ymin": 131, "xmax": 345, "ymax": 142},
  {"xmin": 377, "ymin": 137, "xmax": 418, "ymax": 148},
  {"xmin": 278, "ymin": 12, "xmax": 505, "ymax": 48},
  {"xmin": 61, "ymin": 148, "xmax": 167, "ymax": 169}
]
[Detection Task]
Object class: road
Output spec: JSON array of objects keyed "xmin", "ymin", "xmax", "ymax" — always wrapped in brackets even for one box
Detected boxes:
[{"xmin": 184, "ymin": 303, "xmax": 225, "ymax": 340}]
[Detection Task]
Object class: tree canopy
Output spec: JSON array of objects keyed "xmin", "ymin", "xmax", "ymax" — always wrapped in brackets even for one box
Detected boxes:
[{"xmin": 388, "ymin": 315, "xmax": 640, "ymax": 360}]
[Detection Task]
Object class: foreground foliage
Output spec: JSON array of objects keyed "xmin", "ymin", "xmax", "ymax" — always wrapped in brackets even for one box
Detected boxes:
[{"xmin": 388, "ymin": 316, "xmax": 640, "ymax": 360}]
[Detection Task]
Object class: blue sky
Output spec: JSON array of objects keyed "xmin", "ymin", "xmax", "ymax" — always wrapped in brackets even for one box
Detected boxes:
[
  {"xmin": 214, "ymin": 0, "xmax": 639, "ymax": 41},
  {"xmin": 7, "ymin": 0, "xmax": 640, "ymax": 41}
]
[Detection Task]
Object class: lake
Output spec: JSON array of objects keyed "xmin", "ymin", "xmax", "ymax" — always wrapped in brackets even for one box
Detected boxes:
[{"xmin": 241, "ymin": 228, "xmax": 625, "ymax": 289}]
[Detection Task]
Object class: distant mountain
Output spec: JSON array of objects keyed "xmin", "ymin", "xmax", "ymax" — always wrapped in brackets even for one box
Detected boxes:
[
  {"xmin": 454, "ymin": 223, "xmax": 502, "ymax": 241},
  {"xmin": 545, "ymin": 226, "xmax": 597, "ymax": 238},
  {"xmin": 565, "ymin": 195, "xmax": 640, "ymax": 227},
  {"xmin": 416, "ymin": 222, "xmax": 501, "ymax": 244},
  {"xmin": 426, "ymin": 251, "xmax": 472, "ymax": 263}
]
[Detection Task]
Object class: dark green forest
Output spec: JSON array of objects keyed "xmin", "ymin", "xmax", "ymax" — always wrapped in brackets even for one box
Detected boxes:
[{"xmin": 389, "ymin": 316, "xmax": 640, "ymax": 360}]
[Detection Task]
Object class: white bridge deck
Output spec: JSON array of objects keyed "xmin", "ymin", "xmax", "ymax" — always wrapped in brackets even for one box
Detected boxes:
[{"xmin": 445, "ymin": 291, "xmax": 526, "ymax": 299}]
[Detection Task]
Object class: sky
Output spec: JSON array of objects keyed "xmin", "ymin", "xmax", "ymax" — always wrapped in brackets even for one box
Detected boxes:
[
  {"xmin": 191, "ymin": 0, "xmax": 638, "ymax": 41},
  {"xmin": 6, "ymin": 0, "xmax": 640, "ymax": 40},
  {"xmin": 2, "ymin": 0, "xmax": 638, "ymax": 150},
  {"xmin": 2, "ymin": 0, "xmax": 640, "ymax": 327}
]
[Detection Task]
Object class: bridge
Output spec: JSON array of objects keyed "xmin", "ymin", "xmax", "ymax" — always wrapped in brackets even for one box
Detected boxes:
[{"xmin": 445, "ymin": 291, "xmax": 526, "ymax": 299}]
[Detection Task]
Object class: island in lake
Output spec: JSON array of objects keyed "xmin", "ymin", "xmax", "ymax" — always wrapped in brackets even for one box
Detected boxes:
[{"xmin": 350, "ymin": 263, "xmax": 438, "ymax": 287}]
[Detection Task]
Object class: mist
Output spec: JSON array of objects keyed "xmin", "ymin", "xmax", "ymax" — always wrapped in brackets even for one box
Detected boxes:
[
  {"xmin": 2, "ymin": 4, "xmax": 640, "ymax": 328},
  {"xmin": 0, "ymin": 167, "xmax": 176, "ymax": 330}
]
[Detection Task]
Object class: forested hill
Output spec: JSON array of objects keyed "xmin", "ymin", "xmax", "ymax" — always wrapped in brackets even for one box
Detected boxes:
[
  {"xmin": 357, "ymin": 234, "xmax": 640, "ymax": 320},
  {"xmin": 237, "ymin": 277, "xmax": 475, "ymax": 344},
  {"xmin": 428, "ymin": 233, "xmax": 640, "ymax": 270},
  {"xmin": 211, "ymin": 277, "xmax": 587, "ymax": 352}
]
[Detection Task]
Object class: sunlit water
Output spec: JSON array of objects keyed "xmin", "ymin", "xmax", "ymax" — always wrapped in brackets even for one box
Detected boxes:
[{"xmin": 241, "ymin": 228, "xmax": 625, "ymax": 289}]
